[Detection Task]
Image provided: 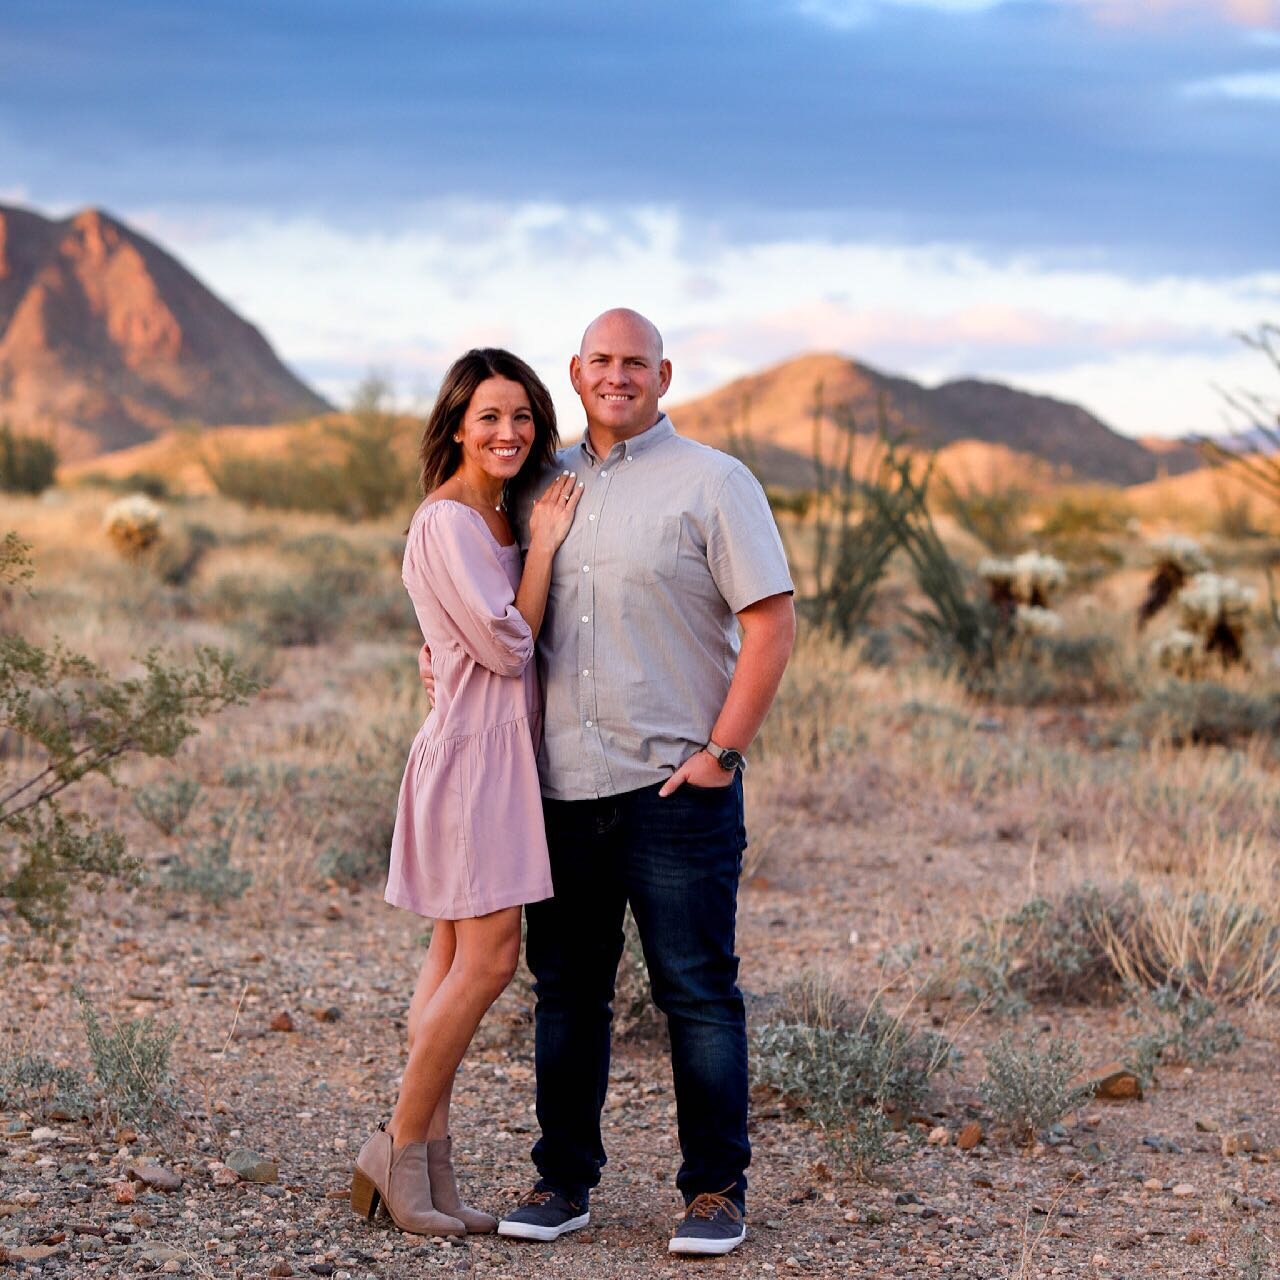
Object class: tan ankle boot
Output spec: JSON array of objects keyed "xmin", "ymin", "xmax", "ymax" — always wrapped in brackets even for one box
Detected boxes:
[
  {"xmin": 426, "ymin": 1136, "xmax": 497, "ymax": 1233},
  {"xmin": 350, "ymin": 1124, "xmax": 466, "ymax": 1237}
]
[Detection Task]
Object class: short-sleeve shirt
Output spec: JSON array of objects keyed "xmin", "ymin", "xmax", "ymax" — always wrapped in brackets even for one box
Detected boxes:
[{"xmin": 517, "ymin": 414, "xmax": 794, "ymax": 801}]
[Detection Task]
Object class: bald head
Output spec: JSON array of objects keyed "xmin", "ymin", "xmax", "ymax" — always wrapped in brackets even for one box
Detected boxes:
[
  {"xmin": 571, "ymin": 307, "xmax": 672, "ymax": 447},
  {"xmin": 579, "ymin": 308, "xmax": 664, "ymax": 363}
]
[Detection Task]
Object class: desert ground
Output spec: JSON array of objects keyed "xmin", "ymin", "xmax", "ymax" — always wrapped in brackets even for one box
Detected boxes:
[{"xmin": 1, "ymin": 479, "xmax": 1278, "ymax": 1280}]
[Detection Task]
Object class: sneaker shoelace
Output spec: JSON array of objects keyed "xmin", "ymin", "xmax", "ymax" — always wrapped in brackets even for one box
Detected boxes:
[
  {"xmin": 517, "ymin": 1188, "xmax": 578, "ymax": 1210},
  {"xmin": 685, "ymin": 1187, "xmax": 742, "ymax": 1222}
]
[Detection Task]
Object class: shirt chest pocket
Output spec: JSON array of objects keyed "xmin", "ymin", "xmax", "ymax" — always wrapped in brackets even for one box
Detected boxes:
[{"xmin": 607, "ymin": 514, "xmax": 682, "ymax": 584}]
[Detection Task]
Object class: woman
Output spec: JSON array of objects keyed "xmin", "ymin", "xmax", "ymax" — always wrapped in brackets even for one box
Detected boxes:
[{"xmin": 350, "ymin": 349, "xmax": 582, "ymax": 1236}]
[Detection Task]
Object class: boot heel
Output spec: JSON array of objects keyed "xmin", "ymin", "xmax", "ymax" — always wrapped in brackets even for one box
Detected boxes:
[{"xmin": 350, "ymin": 1168, "xmax": 381, "ymax": 1220}]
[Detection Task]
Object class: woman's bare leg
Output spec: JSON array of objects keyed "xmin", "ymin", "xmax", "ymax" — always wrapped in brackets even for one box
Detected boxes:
[
  {"xmin": 388, "ymin": 907, "xmax": 521, "ymax": 1147},
  {"xmin": 405, "ymin": 921, "xmax": 458, "ymax": 1141}
]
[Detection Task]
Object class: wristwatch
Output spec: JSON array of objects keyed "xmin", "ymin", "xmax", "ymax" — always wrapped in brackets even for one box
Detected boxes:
[{"xmin": 704, "ymin": 740, "xmax": 747, "ymax": 773}]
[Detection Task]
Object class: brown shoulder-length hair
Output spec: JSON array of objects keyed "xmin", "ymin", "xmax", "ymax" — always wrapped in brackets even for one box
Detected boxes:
[{"xmin": 418, "ymin": 348, "xmax": 559, "ymax": 503}]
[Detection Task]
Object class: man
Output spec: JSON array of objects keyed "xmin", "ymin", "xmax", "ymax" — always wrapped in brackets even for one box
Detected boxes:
[{"xmin": 430, "ymin": 309, "xmax": 794, "ymax": 1256}]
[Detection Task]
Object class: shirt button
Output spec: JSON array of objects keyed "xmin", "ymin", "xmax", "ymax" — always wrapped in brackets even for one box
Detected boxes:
[
  {"xmin": 582, "ymin": 564, "xmax": 590, "ymax": 572},
  {"xmin": 626, "ymin": 455, "xmax": 634, "ymax": 462},
  {"xmin": 581, "ymin": 614, "xmax": 589, "ymax": 623},
  {"xmin": 585, "ymin": 719, "xmax": 593, "ymax": 727},
  {"xmin": 582, "ymin": 668, "xmax": 590, "ymax": 676},
  {"xmin": 600, "ymin": 469, "xmax": 608, "ymax": 477},
  {"xmin": 588, "ymin": 513, "xmax": 596, "ymax": 521}
]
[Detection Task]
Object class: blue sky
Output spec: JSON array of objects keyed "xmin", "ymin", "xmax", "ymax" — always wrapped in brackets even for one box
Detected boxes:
[{"xmin": 1, "ymin": 0, "xmax": 1277, "ymax": 436}]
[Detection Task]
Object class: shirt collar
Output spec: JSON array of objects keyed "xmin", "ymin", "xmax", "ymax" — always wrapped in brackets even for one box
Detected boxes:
[{"xmin": 578, "ymin": 414, "xmax": 676, "ymax": 467}]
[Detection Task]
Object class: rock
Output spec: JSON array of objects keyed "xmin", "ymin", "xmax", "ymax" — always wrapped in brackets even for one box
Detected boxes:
[
  {"xmin": 113, "ymin": 1182, "xmax": 137, "ymax": 1205},
  {"xmin": 927, "ymin": 1126, "xmax": 949, "ymax": 1146},
  {"xmin": 956, "ymin": 1122, "xmax": 983, "ymax": 1150},
  {"xmin": 30, "ymin": 1126, "xmax": 58, "ymax": 1143},
  {"xmin": 1080, "ymin": 1063, "xmax": 1142, "ymax": 1101},
  {"xmin": 270, "ymin": 1011, "xmax": 295, "ymax": 1032},
  {"xmin": 1171, "ymin": 1183, "xmax": 1196, "ymax": 1198},
  {"xmin": 312, "ymin": 1006, "xmax": 342, "ymax": 1024},
  {"xmin": 126, "ymin": 1163, "xmax": 182, "ymax": 1193},
  {"xmin": 225, "ymin": 1147, "xmax": 279, "ymax": 1184},
  {"xmin": 268, "ymin": 1263, "xmax": 295, "ymax": 1278},
  {"xmin": 1143, "ymin": 1178, "xmax": 1163, "ymax": 1191},
  {"xmin": 1194, "ymin": 1117, "xmax": 1219, "ymax": 1133},
  {"xmin": 1221, "ymin": 1132, "xmax": 1257, "ymax": 1157},
  {"xmin": 1142, "ymin": 1135, "xmax": 1181, "ymax": 1154},
  {"xmin": 211, "ymin": 1163, "xmax": 239, "ymax": 1186}
]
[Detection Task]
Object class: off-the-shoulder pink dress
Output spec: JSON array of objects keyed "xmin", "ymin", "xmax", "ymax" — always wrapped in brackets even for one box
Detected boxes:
[{"xmin": 384, "ymin": 500, "xmax": 553, "ymax": 920}]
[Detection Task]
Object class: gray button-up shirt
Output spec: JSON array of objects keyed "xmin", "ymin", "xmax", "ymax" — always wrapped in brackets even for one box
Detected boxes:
[{"xmin": 517, "ymin": 414, "xmax": 794, "ymax": 801}]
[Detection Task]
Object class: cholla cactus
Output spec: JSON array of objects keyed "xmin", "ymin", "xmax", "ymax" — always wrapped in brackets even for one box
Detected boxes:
[
  {"xmin": 1151, "ymin": 627, "xmax": 1200, "ymax": 677},
  {"xmin": 979, "ymin": 551, "xmax": 1067, "ymax": 610},
  {"xmin": 103, "ymin": 494, "xmax": 163, "ymax": 557},
  {"xmin": 1138, "ymin": 534, "xmax": 1212, "ymax": 630},
  {"xmin": 1175, "ymin": 572, "xmax": 1257, "ymax": 667},
  {"xmin": 1014, "ymin": 605, "xmax": 1063, "ymax": 638}
]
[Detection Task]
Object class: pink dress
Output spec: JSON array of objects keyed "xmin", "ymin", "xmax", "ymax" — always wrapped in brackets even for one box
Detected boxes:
[{"xmin": 384, "ymin": 500, "xmax": 553, "ymax": 920}]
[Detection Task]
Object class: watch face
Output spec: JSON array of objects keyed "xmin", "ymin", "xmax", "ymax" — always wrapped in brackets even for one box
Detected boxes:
[{"xmin": 719, "ymin": 749, "xmax": 744, "ymax": 772}]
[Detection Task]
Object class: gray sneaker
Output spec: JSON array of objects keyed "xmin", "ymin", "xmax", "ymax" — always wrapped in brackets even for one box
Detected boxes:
[
  {"xmin": 668, "ymin": 1190, "xmax": 746, "ymax": 1256},
  {"xmin": 497, "ymin": 1185, "xmax": 589, "ymax": 1242}
]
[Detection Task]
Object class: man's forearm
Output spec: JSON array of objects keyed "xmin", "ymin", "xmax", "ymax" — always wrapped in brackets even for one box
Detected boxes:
[{"xmin": 709, "ymin": 594, "xmax": 796, "ymax": 752}]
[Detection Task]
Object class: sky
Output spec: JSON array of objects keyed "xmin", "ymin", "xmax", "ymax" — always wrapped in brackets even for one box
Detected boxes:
[{"xmin": 1, "ymin": 0, "xmax": 1277, "ymax": 438}]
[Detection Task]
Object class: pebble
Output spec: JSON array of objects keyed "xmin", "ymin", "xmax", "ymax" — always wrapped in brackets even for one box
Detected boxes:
[
  {"xmin": 1171, "ymin": 1184, "xmax": 1195, "ymax": 1197},
  {"xmin": 226, "ymin": 1147, "xmax": 279, "ymax": 1184},
  {"xmin": 126, "ymin": 1163, "xmax": 183, "ymax": 1193},
  {"xmin": 956, "ymin": 1122, "xmax": 983, "ymax": 1151}
]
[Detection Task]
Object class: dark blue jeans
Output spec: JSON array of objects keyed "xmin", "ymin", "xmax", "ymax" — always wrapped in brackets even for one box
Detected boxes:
[{"xmin": 525, "ymin": 778, "xmax": 750, "ymax": 1210}]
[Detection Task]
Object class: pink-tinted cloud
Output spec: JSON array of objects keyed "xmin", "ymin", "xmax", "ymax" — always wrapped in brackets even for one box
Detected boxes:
[{"xmin": 1072, "ymin": 0, "xmax": 1279, "ymax": 28}]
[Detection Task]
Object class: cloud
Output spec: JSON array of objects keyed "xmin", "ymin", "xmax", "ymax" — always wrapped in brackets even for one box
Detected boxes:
[
  {"xmin": 795, "ymin": 0, "xmax": 1280, "ymax": 25},
  {"xmin": 132, "ymin": 200, "xmax": 1279, "ymax": 440},
  {"xmin": 1072, "ymin": 0, "xmax": 1279, "ymax": 26},
  {"xmin": 1184, "ymin": 68, "xmax": 1280, "ymax": 99}
]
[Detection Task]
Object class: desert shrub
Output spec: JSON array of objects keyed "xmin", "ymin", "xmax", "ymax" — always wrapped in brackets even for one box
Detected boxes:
[
  {"xmin": 937, "ymin": 475, "xmax": 1030, "ymax": 555},
  {"xmin": 164, "ymin": 837, "xmax": 252, "ymax": 905},
  {"xmin": 148, "ymin": 522, "xmax": 217, "ymax": 587},
  {"xmin": 1124, "ymin": 982, "xmax": 1242, "ymax": 1086},
  {"xmin": 753, "ymin": 977, "xmax": 955, "ymax": 1176},
  {"xmin": 1, "ymin": 536, "xmax": 257, "ymax": 940},
  {"xmin": 0, "ymin": 1051, "xmax": 91, "ymax": 1120},
  {"xmin": 955, "ymin": 883, "xmax": 1141, "ymax": 1015},
  {"xmin": 133, "ymin": 777, "xmax": 201, "ymax": 836},
  {"xmin": 103, "ymin": 493, "xmax": 163, "ymax": 557},
  {"xmin": 1037, "ymin": 491, "xmax": 1131, "ymax": 540},
  {"xmin": 980, "ymin": 1030, "xmax": 1091, "ymax": 1144},
  {"xmin": 205, "ymin": 377, "xmax": 417, "ymax": 520},
  {"xmin": 313, "ymin": 731, "xmax": 410, "ymax": 884},
  {"xmin": 984, "ymin": 633, "xmax": 1129, "ymax": 708},
  {"xmin": 978, "ymin": 551, "xmax": 1066, "ymax": 611},
  {"xmin": 1124, "ymin": 681, "xmax": 1280, "ymax": 749},
  {"xmin": 0, "ymin": 423, "xmax": 57, "ymax": 495},
  {"xmin": 74, "ymin": 985, "xmax": 177, "ymax": 1125}
]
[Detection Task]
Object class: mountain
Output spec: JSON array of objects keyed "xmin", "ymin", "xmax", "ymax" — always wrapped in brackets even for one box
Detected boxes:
[
  {"xmin": 0, "ymin": 203, "xmax": 329, "ymax": 460},
  {"xmin": 668, "ymin": 352, "xmax": 1201, "ymax": 488}
]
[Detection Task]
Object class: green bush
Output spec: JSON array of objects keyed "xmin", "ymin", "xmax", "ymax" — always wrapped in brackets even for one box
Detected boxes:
[
  {"xmin": 204, "ymin": 376, "xmax": 417, "ymax": 520},
  {"xmin": 0, "ymin": 1051, "xmax": 91, "ymax": 1120},
  {"xmin": 980, "ymin": 1030, "xmax": 1091, "ymax": 1143},
  {"xmin": 164, "ymin": 837, "xmax": 252, "ymax": 905},
  {"xmin": 752, "ymin": 978, "xmax": 955, "ymax": 1177},
  {"xmin": 955, "ymin": 883, "xmax": 1140, "ymax": 1015},
  {"xmin": 1125, "ymin": 982, "xmax": 1242, "ymax": 1086},
  {"xmin": 0, "ymin": 423, "xmax": 57, "ymax": 495},
  {"xmin": 74, "ymin": 985, "xmax": 177, "ymax": 1125},
  {"xmin": 1124, "ymin": 681, "xmax": 1280, "ymax": 749},
  {"xmin": 1, "ymin": 530, "xmax": 258, "ymax": 941},
  {"xmin": 133, "ymin": 778, "xmax": 201, "ymax": 836}
]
